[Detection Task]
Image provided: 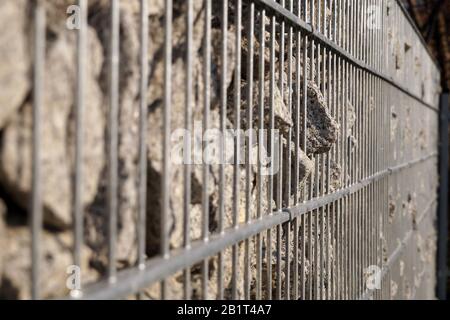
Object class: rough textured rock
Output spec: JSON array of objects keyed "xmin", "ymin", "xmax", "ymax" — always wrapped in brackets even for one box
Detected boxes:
[
  {"xmin": 260, "ymin": 213, "xmax": 335, "ymax": 300},
  {"xmin": 235, "ymin": 80, "xmax": 294, "ymax": 134},
  {"xmin": 303, "ymin": 83, "xmax": 340, "ymax": 155},
  {"xmin": 144, "ymin": 0, "xmax": 218, "ymax": 256},
  {"xmin": 0, "ymin": 26, "xmax": 104, "ymax": 229},
  {"xmin": 232, "ymin": 80, "xmax": 338, "ymax": 157},
  {"xmin": 389, "ymin": 194, "xmax": 397, "ymax": 224},
  {"xmin": 84, "ymin": 0, "xmax": 149, "ymax": 267},
  {"xmin": 346, "ymin": 100, "xmax": 356, "ymax": 138},
  {"xmin": 0, "ymin": 226, "xmax": 96, "ymax": 299},
  {"xmin": 297, "ymin": 147, "xmax": 316, "ymax": 184},
  {"xmin": 329, "ymin": 160, "xmax": 342, "ymax": 193},
  {"xmin": 0, "ymin": 0, "xmax": 30, "ymax": 129}
]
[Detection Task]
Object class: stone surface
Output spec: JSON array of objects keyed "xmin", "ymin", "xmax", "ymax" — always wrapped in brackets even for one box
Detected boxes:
[
  {"xmin": 0, "ymin": 0, "xmax": 30, "ymax": 129},
  {"xmin": 329, "ymin": 160, "xmax": 342, "ymax": 193},
  {"xmin": 143, "ymin": 1, "xmax": 213, "ymax": 257},
  {"xmin": 235, "ymin": 80, "xmax": 294, "ymax": 134},
  {"xmin": 0, "ymin": 26, "xmax": 105, "ymax": 229},
  {"xmin": 287, "ymin": 143, "xmax": 315, "ymax": 200},
  {"xmin": 0, "ymin": 226, "xmax": 96, "ymax": 299},
  {"xmin": 346, "ymin": 100, "xmax": 356, "ymax": 138},
  {"xmin": 303, "ymin": 83, "xmax": 340, "ymax": 155}
]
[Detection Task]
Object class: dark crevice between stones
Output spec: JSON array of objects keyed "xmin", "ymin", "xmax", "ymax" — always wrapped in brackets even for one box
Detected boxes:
[
  {"xmin": 84, "ymin": 166, "xmax": 109, "ymax": 276},
  {"xmin": 145, "ymin": 163, "xmax": 162, "ymax": 258},
  {"xmin": 0, "ymin": 183, "xmax": 27, "ymax": 228},
  {"xmin": 0, "ymin": 276, "xmax": 19, "ymax": 300}
]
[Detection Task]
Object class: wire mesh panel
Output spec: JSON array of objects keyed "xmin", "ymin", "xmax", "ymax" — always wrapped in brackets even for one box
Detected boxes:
[{"xmin": 0, "ymin": 0, "xmax": 440, "ymax": 300}]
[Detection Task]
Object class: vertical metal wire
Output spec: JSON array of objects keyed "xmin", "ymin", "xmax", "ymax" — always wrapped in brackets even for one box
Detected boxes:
[
  {"xmin": 276, "ymin": 136, "xmax": 283, "ymax": 300},
  {"xmin": 276, "ymin": 0, "xmax": 285, "ymax": 300},
  {"xmin": 358, "ymin": 2, "xmax": 368, "ymax": 294},
  {"xmin": 108, "ymin": 0, "xmax": 120, "ymax": 284},
  {"xmin": 325, "ymin": 0, "xmax": 332, "ymax": 299},
  {"xmin": 345, "ymin": 6, "xmax": 350, "ymax": 300},
  {"xmin": 367, "ymin": 62, "xmax": 372, "ymax": 299},
  {"xmin": 337, "ymin": 0, "xmax": 343, "ymax": 300},
  {"xmin": 218, "ymin": 0, "xmax": 229, "ymax": 300},
  {"xmin": 352, "ymin": 0, "xmax": 360, "ymax": 299},
  {"xmin": 138, "ymin": 0, "xmax": 149, "ymax": 272},
  {"xmin": 310, "ymin": 0, "xmax": 318, "ymax": 300},
  {"xmin": 375, "ymin": 3, "xmax": 380, "ymax": 298},
  {"xmin": 161, "ymin": 0, "xmax": 173, "ymax": 299},
  {"xmin": 355, "ymin": 0, "xmax": 359, "ymax": 59},
  {"xmin": 362, "ymin": 0, "xmax": 367, "ymax": 299},
  {"xmin": 336, "ymin": 60, "xmax": 342, "ymax": 300},
  {"xmin": 343, "ymin": 3, "xmax": 350, "ymax": 300},
  {"xmin": 362, "ymin": 65, "xmax": 367, "ymax": 300},
  {"xmin": 357, "ymin": 74, "xmax": 363, "ymax": 298},
  {"xmin": 344, "ymin": 60, "xmax": 349, "ymax": 300},
  {"xmin": 322, "ymin": 0, "xmax": 329, "ymax": 300},
  {"xmin": 381, "ymin": 32, "xmax": 387, "ymax": 299},
  {"xmin": 300, "ymin": 0, "xmax": 309, "ymax": 301},
  {"xmin": 351, "ymin": 0, "xmax": 357, "ymax": 298},
  {"xmin": 31, "ymin": 2, "xmax": 45, "ymax": 300},
  {"xmin": 333, "ymin": 0, "xmax": 339, "ymax": 299},
  {"xmin": 376, "ymin": 79, "xmax": 389, "ymax": 302},
  {"xmin": 293, "ymin": 2, "xmax": 302, "ymax": 299},
  {"xmin": 284, "ymin": 0, "xmax": 293, "ymax": 300},
  {"xmin": 353, "ymin": 2, "xmax": 359, "ymax": 297},
  {"xmin": 370, "ymin": 72, "xmax": 375, "ymax": 300},
  {"xmin": 183, "ymin": 0, "xmax": 194, "ymax": 300},
  {"xmin": 366, "ymin": 1, "xmax": 380, "ymax": 298},
  {"xmin": 201, "ymin": 0, "xmax": 212, "ymax": 300},
  {"xmin": 368, "ymin": 1, "xmax": 374, "ymax": 295},
  {"xmin": 373, "ymin": 73, "xmax": 377, "ymax": 299},
  {"xmin": 266, "ymin": 11, "xmax": 276, "ymax": 300},
  {"xmin": 338, "ymin": 36, "xmax": 344, "ymax": 300},
  {"xmin": 376, "ymin": 76, "xmax": 389, "ymax": 302},
  {"xmin": 330, "ymin": 0, "xmax": 338, "ymax": 299},
  {"xmin": 74, "ymin": 0, "xmax": 87, "ymax": 278},
  {"xmin": 256, "ymin": 6, "xmax": 266, "ymax": 301},
  {"xmin": 232, "ymin": 0, "xmax": 242, "ymax": 300},
  {"xmin": 244, "ymin": 1, "xmax": 255, "ymax": 300},
  {"xmin": 285, "ymin": 214, "xmax": 291, "ymax": 300},
  {"xmin": 350, "ymin": 67, "xmax": 355, "ymax": 300}
]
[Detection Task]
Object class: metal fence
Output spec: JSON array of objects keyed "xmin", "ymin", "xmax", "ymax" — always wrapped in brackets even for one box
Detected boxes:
[{"xmin": 24, "ymin": 0, "xmax": 441, "ymax": 300}]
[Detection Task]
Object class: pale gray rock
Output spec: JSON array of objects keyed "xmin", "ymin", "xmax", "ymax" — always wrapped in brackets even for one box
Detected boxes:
[
  {"xmin": 0, "ymin": 0, "xmax": 30, "ymax": 129},
  {"xmin": 0, "ymin": 226, "xmax": 97, "ymax": 299},
  {"xmin": 304, "ymin": 82, "xmax": 340, "ymax": 155},
  {"xmin": 235, "ymin": 80, "xmax": 294, "ymax": 134},
  {"xmin": 144, "ymin": 0, "xmax": 208, "ymax": 257},
  {"xmin": 329, "ymin": 160, "xmax": 343, "ymax": 193},
  {"xmin": 346, "ymin": 100, "xmax": 356, "ymax": 138},
  {"xmin": 0, "ymin": 27, "xmax": 105, "ymax": 229}
]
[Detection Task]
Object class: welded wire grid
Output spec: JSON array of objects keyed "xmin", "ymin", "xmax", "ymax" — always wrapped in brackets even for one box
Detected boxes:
[{"xmin": 28, "ymin": 0, "xmax": 441, "ymax": 300}]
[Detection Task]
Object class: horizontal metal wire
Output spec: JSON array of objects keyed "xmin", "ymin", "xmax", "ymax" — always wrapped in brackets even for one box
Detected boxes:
[
  {"xmin": 78, "ymin": 153, "xmax": 437, "ymax": 300},
  {"xmin": 286, "ymin": 153, "xmax": 438, "ymax": 219}
]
